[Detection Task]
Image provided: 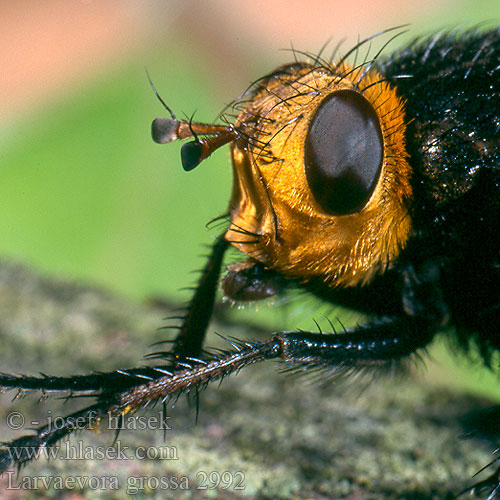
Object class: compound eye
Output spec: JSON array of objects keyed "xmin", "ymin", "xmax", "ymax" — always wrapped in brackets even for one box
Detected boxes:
[{"xmin": 305, "ymin": 90, "xmax": 383, "ymax": 215}]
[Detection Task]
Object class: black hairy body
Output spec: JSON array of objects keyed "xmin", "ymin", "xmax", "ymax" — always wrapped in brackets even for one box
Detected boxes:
[
  {"xmin": 383, "ymin": 29, "xmax": 500, "ymax": 360},
  {"xmin": 0, "ymin": 27, "xmax": 499, "ymax": 499}
]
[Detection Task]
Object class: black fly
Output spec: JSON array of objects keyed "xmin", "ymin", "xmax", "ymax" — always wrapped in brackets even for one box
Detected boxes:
[{"xmin": 0, "ymin": 27, "xmax": 499, "ymax": 498}]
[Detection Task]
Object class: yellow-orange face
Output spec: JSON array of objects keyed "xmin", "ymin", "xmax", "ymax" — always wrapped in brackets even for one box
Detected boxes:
[{"xmin": 226, "ymin": 62, "xmax": 413, "ymax": 288}]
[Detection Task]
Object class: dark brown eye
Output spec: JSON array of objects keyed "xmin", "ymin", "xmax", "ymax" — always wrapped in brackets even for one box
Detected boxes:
[{"xmin": 305, "ymin": 90, "xmax": 383, "ymax": 215}]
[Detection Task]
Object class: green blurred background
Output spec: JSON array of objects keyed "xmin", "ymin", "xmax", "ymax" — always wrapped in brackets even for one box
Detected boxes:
[{"xmin": 1, "ymin": 0, "xmax": 499, "ymax": 398}]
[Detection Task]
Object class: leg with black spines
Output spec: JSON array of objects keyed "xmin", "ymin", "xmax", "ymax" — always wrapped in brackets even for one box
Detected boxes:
[
  {"xmin": 0, "ymin": 314, "xmax": 435, "ymax": 472},
  {"xmin": 457, "ymin": 459, "xmax": 500, "ymax": 499},
  {"xmin": 0, "ymin": 234, "xmax": 230, "ymax": 393},
  {"xmin": 169, "ymin": 233, "xmax": 229, "ymax": 362}
]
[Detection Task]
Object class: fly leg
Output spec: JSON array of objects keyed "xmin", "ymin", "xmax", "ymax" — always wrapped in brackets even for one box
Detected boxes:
[
  {"xmin": 116, "ymin": 314, "xmax": 438, "ymax": 411},
  {"xmin": 457, "ymin": 466, "xmax": 500, "ymax": 500},
  {"xmin": 0, "ymin": 313, "xmax": 437, "ymax": 473},
  {"xmin": 163, "ymin": 233, "xmax": 229, "ymax": 363},
  {"xmin": 457, "ymin": 456, "xmax": 500, "ymax": 499}
]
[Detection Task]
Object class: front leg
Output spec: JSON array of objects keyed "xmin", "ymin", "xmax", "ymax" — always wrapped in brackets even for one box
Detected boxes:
[
  {"xmin": 169, "ymin": 233, "xmax": 229, "ymax": 362},
  {"xmin": 0, "ymin": 313, "xmax": 436, "ymax": 473},
  {"xmin": 0, "ymin": 255, "xmax": 441, "ymax": 472},
  {"xmin": 460, "ymin": 466, "xmax": 500, "ymax": 499}
]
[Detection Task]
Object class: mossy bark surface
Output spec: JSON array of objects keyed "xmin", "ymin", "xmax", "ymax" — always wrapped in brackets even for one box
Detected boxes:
[{"xmin": 0, "ymin": 259, "xmax": 497, "ymax": 499}]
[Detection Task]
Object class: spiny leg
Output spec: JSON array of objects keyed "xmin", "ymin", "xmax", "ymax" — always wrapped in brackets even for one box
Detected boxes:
[
  {"xmin": 0, "ymin": 233, "xmax": 229, "ymax": 392},
  {"xmin": 167, "ymin": 233, "xmax": 229, "ymax": 363},
  {"xmin": 0, "ymin": 314, "xmax": 436, "ymax": 472},
  {"xmin": 457, "ymin": 457, "xmax": 500, "ymax": 499},
  {"xmin": 0, "ymin": 233, "xmax": 228, "ymax": 471},
  {"xmin": 0, "ymin": 404, "xmax": 104, "ymax": 472}
]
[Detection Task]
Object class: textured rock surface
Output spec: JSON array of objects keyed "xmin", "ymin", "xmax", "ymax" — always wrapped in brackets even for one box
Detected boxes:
[{"xmin": 0, "ymin": 259, "xmax": 498, "ymax": 499}]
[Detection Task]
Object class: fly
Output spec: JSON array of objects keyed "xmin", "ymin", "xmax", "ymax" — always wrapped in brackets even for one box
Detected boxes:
[{"xmin": 0, "ymin": 26, "xmax": 499, "ymax": 498}]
